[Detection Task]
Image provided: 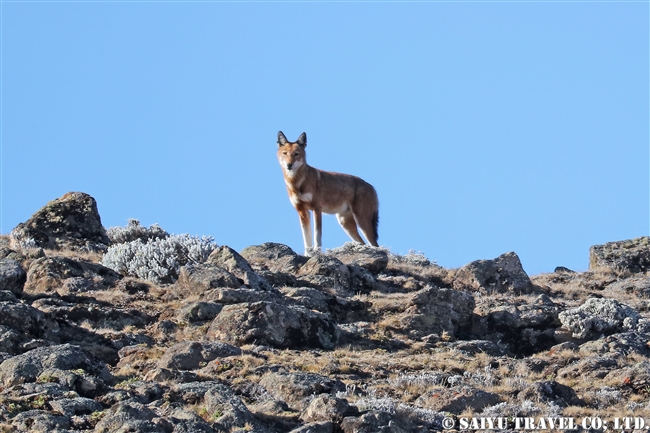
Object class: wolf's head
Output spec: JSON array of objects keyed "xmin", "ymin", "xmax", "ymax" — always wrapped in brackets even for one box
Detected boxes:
[{"xmin": 277, "ymin": 131, "xmax": 307, "ymax": 176}]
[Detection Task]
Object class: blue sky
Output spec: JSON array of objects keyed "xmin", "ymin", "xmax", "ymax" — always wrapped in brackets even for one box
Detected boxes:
[{"xmin": 2, "ymin": 1, "xmax": 648, "ymax": 276}]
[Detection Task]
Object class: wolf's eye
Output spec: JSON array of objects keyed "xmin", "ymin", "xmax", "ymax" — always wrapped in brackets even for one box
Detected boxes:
[{"xmin": 294, "ymin": 153, "xmax": 299, "ymax": 157}]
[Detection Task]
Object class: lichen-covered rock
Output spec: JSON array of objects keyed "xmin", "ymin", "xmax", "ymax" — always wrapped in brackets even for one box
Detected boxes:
[
  {"xmin": 556, "ymin": 355, "xmax": 619, "ymax": 380},
  {"xmin": 559, "ymin": 298, "xmax": 650, "ymax": 340},
  {"xmin": 517, "ymin": 380, "xmax": 584, "ymax": 407},
  {"xmin": 207, "ymin": 301, "xmax": 340, "ymax": 349},
  {"xmin": 341, "ymin": 411, "xmax": 406, "ymax": 433},
  {"xmin": 93, "ymin": 401, "xmax": 170, "ymax": 433},
  {"xmin": 206, "ymin": 245, "xmax": 270, "ymax": 291},
  {"xmin": 578, "ymin": 331, "xmax": 650, "ymax": 357},
  {"xmin": 10, "ymin": 409, "xmax": 71, "ymax": 432},
  {"xmin": 241, "ymin": 242, "xmax": 307, "ymax": 273},
  {"xmin": 259, "ymin": 371, "xmax": 344, "ymax": 411},
  {"xmin": 301, "ymin": 394, "xmax": 351, "ymax": 424},
  {"xmin": 454, "ymin": 251, "xmax": 532, "ymax": 294},
  {"xmin": 0, "ymin": 344, "xmax": 111, "ymax": 389},
  {"xmin": 327, "ymin": 243, "xmax": 389, "ymax": 274},
  {"xmin": 24, "ymin": 256, "xmax": 120, "ymax": 295},
  {"xmin": 175, "ymin": 301, "xmax": 223, "ymax": 323},
  {"xmin": 398, "ymin": 285, "xmax": 475, "ymax": 339},
  {"xmin": 297, "ymin": 254, "xmax": 352, "ymax": 296},
  {"xmin": 157, "ymin": 341, "xmax": 241, "ymax": 370},
  {"xmin": 415, "ymin": 387, "xmax": 502, "ymax": 413},
  {"xmin": 280, "ymin": 286, "xmax": 367, "ymax": 322},
  {"xmin": 473, "ymin": 295, "xmax": 562, "ymax": 355},
  {"xmin": 10, "ymin": 192, "xmax": 110, "ymax": 252},
  {"xmin": 0, "ymin": 258, "xmax": 26, "ymax": 296},
  {"xmin": 590, "ymin": 237, "xmax": 650, "ymax": 273},
  {"xmin": 176, "ymin": 263, "xmax": 241, "ymax": 294}
]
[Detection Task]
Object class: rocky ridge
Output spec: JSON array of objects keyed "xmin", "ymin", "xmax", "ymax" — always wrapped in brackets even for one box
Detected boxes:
[{"xmin": 1, "ymin": 192, "xmax": 649, "ymax": 432}]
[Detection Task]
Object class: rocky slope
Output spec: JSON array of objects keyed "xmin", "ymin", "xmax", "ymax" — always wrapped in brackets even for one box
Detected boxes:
[{"xmin": 1, "ymin": 192, "xmax": 649, "ymax": 432}]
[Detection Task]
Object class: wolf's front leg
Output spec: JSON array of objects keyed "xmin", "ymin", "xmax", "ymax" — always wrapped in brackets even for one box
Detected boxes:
[{"xmin": 298, "ymin": 209, "xmax": 313, "ymax": 255}]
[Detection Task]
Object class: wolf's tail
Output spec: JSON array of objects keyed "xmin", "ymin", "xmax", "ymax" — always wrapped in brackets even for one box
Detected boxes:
[{"xmin": 372, "ymin": 210, "xmax": 379, "ymax": 242}]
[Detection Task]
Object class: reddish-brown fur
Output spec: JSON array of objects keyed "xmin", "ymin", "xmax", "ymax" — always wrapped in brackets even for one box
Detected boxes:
[{"xmin": 277, "ymin": 131, "xmax": 379, "ymax": 254}]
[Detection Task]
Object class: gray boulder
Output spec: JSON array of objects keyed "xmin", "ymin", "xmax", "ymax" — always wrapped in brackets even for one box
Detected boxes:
[
  {"xmin": 175, "ymin": 301, "xmax": 223, "ymax": 323},
  {"xmin": 158, "ymin": 341, "xmax": 241, "ymax": 370},
  {"xmin": 327, "ymin": 243, "xmax": 389, "ymax": 274},
  {"xmin": 176, "ymin": 263, "xmax": 241, "ymax": 294},
  {"xmin": 259, "ymin": 371, "xmax": 344, "ymax": 411},
  {"xmin": 301, "ymin": 393, "xmax": 351, "ymax": 424},
  {"xmin": 10, "ymin": 410, "xmax": 71, "ymax": 432},
  {"xmin": 207, "ymin": 301, "xmax": 340, "ymax": 349},
  {"xmin": 0, "ymin": 259, "xmax": 26, "ymax": 296},
  {"xmin": 559, "ymin": 297, "xmax": 650, "ymax": 340},
  {"xmin": 241, "ymin": 242, "xmax": 307, "ymax": 273},
  {"xmin": 10, "ymin": 192, "xmax": 110, "ymax": 252},
  {"xmin": 590, "ymin": 236, "xmax": 650, "ymax": 273},
  {"xmin": 415, "ymin": 387, "xmax": 502, "ymax": 413},
  {"xmin": 0, "ymin": 344, "xmax": 111, "ymax": 389},
  {"xmin": 94, "ymin": 401, "xmax": 170, "ymax": 433},
  {"xmin": 24, "ymin": 256, "xmax": 120, "ymax": 295},
  {"xmin": 454, "ymin": 251, "xmax": 532, "ymax": 294},
  {"xmin": 206, "ymin": 245, "xmax": 270, "ymax": 291},
  {"xmin": 517, "ymin": 380, "xmax": 584, "ymax": 407},
  {"xmin": 298, "ymin": 254, "xmax": 352, "ymax": 296},
  {"xmin": 398, "ymin": 285, "xmax": 475, "ymax": 339}
]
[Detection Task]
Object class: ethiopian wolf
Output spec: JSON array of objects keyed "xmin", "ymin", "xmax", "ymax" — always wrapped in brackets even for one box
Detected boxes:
[{"xmin": 277, "ymin": 131, "xmax": 379, "ymax": 255}]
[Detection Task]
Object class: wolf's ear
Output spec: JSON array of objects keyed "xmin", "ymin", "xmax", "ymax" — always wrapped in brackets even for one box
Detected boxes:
[
  {"xmin": 277, "ymin": 131, "xmax": 288, "ymax": 147},
  {"xmin": 296, "ymin": 132, "xmax": 307, "ymax": 147}
]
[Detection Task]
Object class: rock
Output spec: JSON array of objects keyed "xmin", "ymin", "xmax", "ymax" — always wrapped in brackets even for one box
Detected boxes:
[
  {"xmin": 327, "ymin": 243, "xmax": 389, "ymax": 273},
  {"xmin": 176, "ymin": 263, "xmax": 241, "ymax": 294},
  {"xmin": 590, "ymin": 236, "xmax": 650, "ymax": 273},
  {"xmin": 158, "ymin": 341, "xmax": 241, "ymax": 370},
  {"xmin": 398, "ymin": 285, "xmax": 475, "ymax": 339},
  {"xmin": 204, "ymin": 382, "xmax": 266, "ymax": 432},
  {"xmin": 0, "ymin": 344, "xmax": 111, "ymax": 390},
  {"xmin": 260, "ymin": 371, "xmax": 344, "ymax": 411},
  {"xmin": 605, "ymin": 275, "xmax": 650, "ymax": 298},
  {"xmin": 10, "ymin": 192, "xmax": 110, "ymax": 252},
  {"xmin": 0, "ymin": 259, "xmax": 26, "ymax": 296},
  {"xmin": 175, "ymin": 301, "xmax": 223, "ymax": 323},
  {"xmin": 559, "ymin": 298, "xmax": 650, "ymax": 340},
  {"xmin": 0, "ymin": 246, "xmax": 24, "ymax": 262},
  {"xmin": 94, "ymin": 401, "xmax": 169, "ymax": 433},
  {"xmin": 517, "ymin": 380, "xmax": 584, "ymax": 407},
  {"xmin": 49, "ymin": 396, "xmax": 103, "ymax": 416},
  {"xmin": 162, "ymin": 408, "xmax": 218, "ymax": 433},
  {"xmin": 290, "ymin": 422, "xmax": 334, "ymax": 433},
  {"xmin": 606, "ymin": 361, "xmax": 650, "ymax": 392},
  {"xmin": 298, "ymin": 255, "xmax": 352, "ymax": 296},
  {"xmin": 448, "ymin": 340, "xmax": 505, "ymax": 356},
  {"xmin": 556, "ymin": 355, "xmax": 619, "ymax": 380},
  {"xmin": 281, "ymin": 287, "xmax": 367, "ymax": 322},
  {"xmin": 454, "ymin": 251, "xmax": 532, "ymax": 294},
  {"xmin": 241, "ymin": 242, "xmax": 307, "ymax": 273},
  {"xmin": 578, "ymin": 331, "xmax": 650, "ymax": 357},
  {"xmin": 207, "ymin": 301, "xmax": 340, "ymax": 349},
  {"xmin": 202, "ymin": 287, "xmax": 282, "ymax": 304},
  {"xmin": 474, "ymin": 295, "xmax": 562, "ymax": 355},
  {"xmin": 206, "ymin": 245, "xmax": 270, "ymax": 291},
  {"xmin": 24, "ymin": 256, "xmax": 121, "ymax": 295},
  {"xmin": 341, "ymin": 411, "xmax": 406, "ymax": 433},
  {"xmin": 0, "ymin": 300, "xmax": 51, "ymax": 336},
  {"xmin": 415, "ymin": 387, "xmax": 502, "ymax": 413},
  {"xmin": 301, "ymin": 394, "xmax": 350, "ymax": 424},
  {"xmin": 10, "ymin": 410, "xmax": 71, "ymax": 432}
]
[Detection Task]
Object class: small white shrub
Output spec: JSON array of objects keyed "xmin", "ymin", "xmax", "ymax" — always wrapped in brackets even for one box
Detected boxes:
[
  {"xmin": 107, "ymin": 219, "xmax": 169, "ymax": 245},
  {"xmin": 102, "ymin": 233, "xmax": 216, "ymax": 284}
]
